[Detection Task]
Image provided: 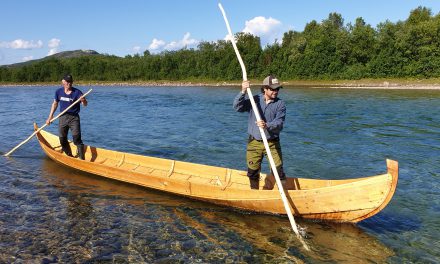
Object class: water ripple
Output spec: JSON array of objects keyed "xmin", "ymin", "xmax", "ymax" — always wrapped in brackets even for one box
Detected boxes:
[{"xmin": 0, "ymin": 86, "xmax": 439, "ymax": 262}]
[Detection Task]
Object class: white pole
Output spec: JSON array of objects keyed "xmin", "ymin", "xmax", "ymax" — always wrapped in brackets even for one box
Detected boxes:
[
  {"xmin": 4, "ymin": 89, "xmax": 93, "ymax": 157},
  {"xmin": 218, "ymin": 3, "xmax": 309, "ymax": 250}
]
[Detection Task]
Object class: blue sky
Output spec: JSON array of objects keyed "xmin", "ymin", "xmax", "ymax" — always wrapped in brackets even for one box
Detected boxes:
[{"xmin": 1, "ymin": 0, "xmax": 439, "ymax": 66}]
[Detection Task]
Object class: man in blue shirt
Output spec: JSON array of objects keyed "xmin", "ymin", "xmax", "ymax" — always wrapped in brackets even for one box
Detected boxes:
[
  {"xmin": 46, "ymin": 74, "xmax": 88, "ymax": 159},
  {"xmin": 233, "ymin": 75, "xmax": 286, "ymax": 189}
]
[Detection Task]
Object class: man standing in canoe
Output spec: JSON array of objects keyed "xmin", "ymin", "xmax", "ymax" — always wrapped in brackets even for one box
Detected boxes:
[
  {"xmin": 233, "ymin": 75, "xmax": 287, "ymax": 189},
  {"xmin": 46, "ymin": 74, "xmax": 88, "ymax": 160}
]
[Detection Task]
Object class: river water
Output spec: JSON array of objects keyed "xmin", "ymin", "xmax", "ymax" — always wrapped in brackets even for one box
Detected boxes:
[{"xmin": 0, "ymin": 85, "xmax": 439, "ymax": 263}]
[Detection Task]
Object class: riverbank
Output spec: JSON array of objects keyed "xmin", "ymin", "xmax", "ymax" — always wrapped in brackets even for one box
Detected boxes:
[{"xmin": 1, "ymin": 78, "xmax": 440, "ymax": 89}]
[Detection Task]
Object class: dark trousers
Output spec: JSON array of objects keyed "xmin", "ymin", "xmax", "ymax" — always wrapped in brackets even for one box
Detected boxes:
[{"xmin": 59, "ymin": 114, "xmax": 83, "ymax": 145}]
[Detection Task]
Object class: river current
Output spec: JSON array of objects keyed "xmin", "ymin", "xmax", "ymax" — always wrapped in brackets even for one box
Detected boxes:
[{"xmin": 0, "ymin": 85, "xmax": 439, "ymax": 263}]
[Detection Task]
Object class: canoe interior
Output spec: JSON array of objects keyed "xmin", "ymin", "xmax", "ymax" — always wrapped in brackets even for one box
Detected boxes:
[
  {"xmin": 35, "ymin": 128, "xmax": 373, "ymax": 190},
  {"xmin": 34, "ymin": 124, "xmax": 398, "ymax": 223}
]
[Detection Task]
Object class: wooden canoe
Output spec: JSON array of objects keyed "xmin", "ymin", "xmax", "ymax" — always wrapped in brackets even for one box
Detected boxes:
[{"xmin": 34, "ymin": 124, "xmax": 398, "ymax": 223}]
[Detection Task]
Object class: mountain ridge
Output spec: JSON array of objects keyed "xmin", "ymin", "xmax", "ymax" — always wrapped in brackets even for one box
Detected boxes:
[{"xmin": 3, "ymin": 50, "xmax": 101, "ymax": 68}]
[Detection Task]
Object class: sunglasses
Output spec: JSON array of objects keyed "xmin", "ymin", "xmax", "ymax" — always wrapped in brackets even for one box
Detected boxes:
[{"xmin": 266, "ymin": 87, "xmax": 280, "ymax": 92}]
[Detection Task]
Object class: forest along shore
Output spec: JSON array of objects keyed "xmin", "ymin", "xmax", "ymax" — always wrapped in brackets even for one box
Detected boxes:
[{"xmin": 1, "ymin": 80, "xmax": 440, "ymax": 89}]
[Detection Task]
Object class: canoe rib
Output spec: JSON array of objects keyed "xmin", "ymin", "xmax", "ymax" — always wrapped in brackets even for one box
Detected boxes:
[{"xmin": 33, "ymin": 124, "xmax": 398, "ymax": 223}]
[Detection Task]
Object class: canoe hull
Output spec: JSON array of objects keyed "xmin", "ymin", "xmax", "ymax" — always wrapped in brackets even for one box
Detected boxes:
[{"xmin": 35, "ymin": 124, "xmax": 398, "ymax": 223}]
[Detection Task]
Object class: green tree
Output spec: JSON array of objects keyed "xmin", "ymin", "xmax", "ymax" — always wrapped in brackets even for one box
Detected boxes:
[{"xmin": 236, "ymin": 32, "xmax": 262, "ymax": 78}]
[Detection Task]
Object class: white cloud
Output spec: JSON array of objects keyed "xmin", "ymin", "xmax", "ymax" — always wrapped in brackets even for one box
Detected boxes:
[
  {"xmin": 22, "ymin": 55, "xmax": 34, "ymax": 62},
  {"xmin": 47, "ymin": 49, "xmax": 58, "ymax": 56},
  {"xmin": 242, "ymin": 16, "xmax": 283, "ymax": 46},
  {"xmin": 0, "ymin": 39, "xmax": 43, "ymax": 49},
  {"xmin": 164, "ymin": 32, "xmax": 198, "ymax": 50},
  {"xmin": 47, "ymin": 38, "xmax": 61, "ymax": 56},
  {"xmin": 148, "ymin": 38, "xmax": 166, "ymax": 51},
  {"xmin": 148, "ymin": 33, "xmax": 199, "ymax": 53},
  {"xmin": 48, "ymin": 38, "xmax": 60, "ymax": 48},
  {"xmin": 223, "ymin": 34, "xmax": 233, "ymax": 42},
  {"xmin": 132, "ymin": 46, "xmax": 141, "ymax": 53}
]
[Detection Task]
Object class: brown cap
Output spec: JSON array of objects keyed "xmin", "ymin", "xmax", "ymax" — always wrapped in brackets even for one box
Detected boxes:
[{"xmin": 263, "ymin": 75, "xmax": 282, "ymax": 89}]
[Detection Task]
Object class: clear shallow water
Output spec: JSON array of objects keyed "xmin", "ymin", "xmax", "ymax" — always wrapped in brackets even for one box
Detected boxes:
[{"xmin": 0, "ymin": 85, "xmax": 439, "ymax": 263}]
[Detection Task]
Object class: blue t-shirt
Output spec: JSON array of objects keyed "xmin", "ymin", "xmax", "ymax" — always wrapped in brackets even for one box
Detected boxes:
[{"xmin": 55, "ymin": 87, "xmax": 83, "ymax": 114}]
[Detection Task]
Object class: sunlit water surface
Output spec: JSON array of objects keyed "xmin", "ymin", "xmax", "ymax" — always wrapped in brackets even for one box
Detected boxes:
[{"xmin": 0, "ymin": 86, "xmax": 439, "ymax": 263}]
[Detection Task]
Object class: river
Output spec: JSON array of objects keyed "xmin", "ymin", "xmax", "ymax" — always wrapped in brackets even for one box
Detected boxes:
[{"xmin": 0, "ymin": 85, "xmax": 439, "ymax": 263}]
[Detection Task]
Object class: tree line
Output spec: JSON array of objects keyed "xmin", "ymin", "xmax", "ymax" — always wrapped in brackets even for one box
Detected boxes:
[{"xmin": 1, "ymin": 6, "xmax": 439, "ymax": 83}]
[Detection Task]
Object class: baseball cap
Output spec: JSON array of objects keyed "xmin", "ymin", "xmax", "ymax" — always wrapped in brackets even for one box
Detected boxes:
[
  {"xmin": 63, "ymin": 74, "xmax": 73, "ymax": 83},
  {"xmin": 263, "ymin": 75, "xmax": 282, "ymax": 89}
]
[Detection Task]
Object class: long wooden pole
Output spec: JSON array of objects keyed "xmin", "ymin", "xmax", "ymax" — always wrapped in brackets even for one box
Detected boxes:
[
  {"xmin": 218, "ymin": 3, "xmax": 309, "ymax": 250},
  {"xmin": 4, "ymin": 89, "xmax": 93, "ymax": 157}
]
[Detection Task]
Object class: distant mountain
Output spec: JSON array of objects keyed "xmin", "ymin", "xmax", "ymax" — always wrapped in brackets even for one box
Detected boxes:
[{"xmin": 3, "ymin": 50, "xmax": 101, "ymax": 68}]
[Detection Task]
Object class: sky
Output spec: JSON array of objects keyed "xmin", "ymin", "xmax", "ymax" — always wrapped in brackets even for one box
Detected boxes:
[{"xmin": 1, "ymin": 0, "xmax": 440, "ymax": 66}]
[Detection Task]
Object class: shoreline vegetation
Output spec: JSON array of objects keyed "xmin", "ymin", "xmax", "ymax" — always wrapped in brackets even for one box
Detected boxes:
[
  {"xmin": 1, "ymin": 79, "xmax": 440, "ymax": 89},
  {"xmin": 2, "ymin": 7, "xmax": 439, "ymax": 90}
]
